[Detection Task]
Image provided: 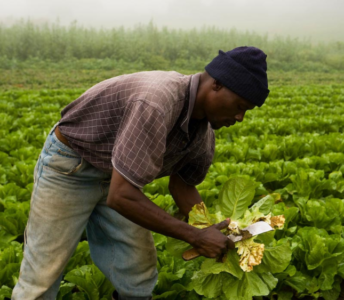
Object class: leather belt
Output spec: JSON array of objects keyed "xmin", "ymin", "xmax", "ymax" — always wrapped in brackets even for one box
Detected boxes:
[{"xmin": 54, "ymin": 126, "xmax": 71, "ymax": 148}]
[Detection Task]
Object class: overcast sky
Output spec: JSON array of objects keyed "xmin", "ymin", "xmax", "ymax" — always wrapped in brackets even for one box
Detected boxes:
[{"xmin": 1, "ymin": 0, "xmax": 343, "ymax": 42}]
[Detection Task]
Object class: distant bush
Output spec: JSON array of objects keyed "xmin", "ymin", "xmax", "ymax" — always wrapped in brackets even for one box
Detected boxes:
[{"xmin": 0, "ymin": 20, "xmax": 343, "ymax": 72}]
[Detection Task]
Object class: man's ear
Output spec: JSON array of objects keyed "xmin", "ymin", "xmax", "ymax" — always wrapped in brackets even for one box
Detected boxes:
[{"xmin": 212, "ymin": 79, "xmax": 224, "ymax": 92}]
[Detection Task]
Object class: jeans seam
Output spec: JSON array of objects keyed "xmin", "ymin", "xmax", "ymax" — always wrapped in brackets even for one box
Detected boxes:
[
  {"xmin": 100, "ymin": 180, "xmax": 111, "ymax": 197},
  {"xmin": 56, "ymin": 148, "xmax": 80, "ymax": 159},
  {"xmin": 25, "ymin": 152, "xmax": 43, "ymax": 245},
  {"xmin": 95, "ymin": 212, "xmax": 116, "ymax": 285},
  {"xmin": 31, "ymin": 154, "xmax": 44, "ymax": 203}
]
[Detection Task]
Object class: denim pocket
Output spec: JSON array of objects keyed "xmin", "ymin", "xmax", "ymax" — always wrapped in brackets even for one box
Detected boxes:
[{"xmin": 43, "ymin": 149, "xmax": 83, "ymax": 175}]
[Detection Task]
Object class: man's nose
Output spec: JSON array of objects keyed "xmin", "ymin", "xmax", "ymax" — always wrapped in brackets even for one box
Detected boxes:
[{"xmin": 235, "ymin": 111, "xmax": 246, "ymax": 122}]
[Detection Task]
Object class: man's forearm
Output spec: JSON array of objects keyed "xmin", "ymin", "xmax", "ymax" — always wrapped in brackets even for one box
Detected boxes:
[
  {"xmin": 170, "ymin": 185, "xmax": 203, "ymax": 217},
  {"xmin": 169, "ymin": 174, "xmax": 203, "ymax": 217},
  {"xmin": 107, "ymin": 169, "xmax": 231, "ymax": 258},
  {"xmin": 107, "ymin": 187, "xmax": 199, "ymax": 244}
]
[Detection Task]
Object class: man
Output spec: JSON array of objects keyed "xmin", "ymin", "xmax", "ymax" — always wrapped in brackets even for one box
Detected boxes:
[{"xmin": 12, "ymin": 46, "xmax": 269, "ymax": 300}]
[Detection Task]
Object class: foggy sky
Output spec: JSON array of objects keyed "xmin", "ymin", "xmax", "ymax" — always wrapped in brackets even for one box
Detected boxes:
[{"xmin": 1, "ymin": 0, "xmax": 343, "ymax": 42}]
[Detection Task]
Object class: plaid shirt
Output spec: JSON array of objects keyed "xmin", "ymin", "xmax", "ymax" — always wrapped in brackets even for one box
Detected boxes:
[{"xmin": 58, "ymin": 71, "xmax": 215, "ymax": 188}]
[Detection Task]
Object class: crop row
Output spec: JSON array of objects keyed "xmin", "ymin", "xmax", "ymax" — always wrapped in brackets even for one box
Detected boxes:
[
  {"xmin": 215, "ymin": 132, "xmax": 344, "ymax": 162},
  {"xmin": 1, "ymin": 85, "xmax": 343, "ymax": 109},
  {"xmin": 1, "ymin": 84, "xmax": 344, "ymax": 299}
]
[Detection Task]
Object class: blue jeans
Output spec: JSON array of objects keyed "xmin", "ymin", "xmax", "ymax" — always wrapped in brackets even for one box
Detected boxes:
[{"xmin": 12, "ymin": 123, "xmax": 158, "ymax": 300}]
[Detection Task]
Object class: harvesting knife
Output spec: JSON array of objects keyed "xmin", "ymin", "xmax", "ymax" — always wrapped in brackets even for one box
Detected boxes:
[{"xmin": 182, "ymin": 221, "xmax": 273, "ymax": 261}]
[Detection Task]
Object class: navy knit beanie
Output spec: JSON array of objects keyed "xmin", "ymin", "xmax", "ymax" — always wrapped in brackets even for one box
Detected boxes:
[{"xmin": 205, "ymin": 47, "xmax": 269, "ymax": 107}]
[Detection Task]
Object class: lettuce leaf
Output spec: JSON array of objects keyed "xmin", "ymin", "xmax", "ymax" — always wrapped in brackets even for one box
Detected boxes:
[
  {"xmin": 222, "ymin": 272, "xmax": 278, "ymax": 299},
  {"xmin": 217, "ymin": 177, "xmax": 257, "ymax": 219},
  {"xmin": 191, "ymin": 270, "xmax": 278, "ymax": 300},
  {"xmin": 191, "ymin": 271, "xmax": 225, "ymax": 299},
  {"xmin": 293, "ymin": 227, "xmax": 344, "ymax": 270},
  {"xmin": 188, "ymin": 202, "xmax": 215, "ymax": 229},
  {"xmin": 254, "ymin": 239, "xmax": 292, "ymax": 273},
  {"xmin": 201, "ymin": 251, "xmax": 243, "ymax": 279},
  {"xmin": 303, "ymin": 198, "xmax": 344, "ymax": 234}
]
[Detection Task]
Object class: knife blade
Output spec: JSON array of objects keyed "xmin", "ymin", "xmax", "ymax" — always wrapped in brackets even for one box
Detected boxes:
[{"xmin": 227, "ymin": 221, "xmax": 273, "ymax": 242}]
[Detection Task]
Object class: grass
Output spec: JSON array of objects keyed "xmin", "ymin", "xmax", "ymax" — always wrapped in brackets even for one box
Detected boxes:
[{"xmin": 0, "ymin": 20, "xmax": 344, "ymax": 73}]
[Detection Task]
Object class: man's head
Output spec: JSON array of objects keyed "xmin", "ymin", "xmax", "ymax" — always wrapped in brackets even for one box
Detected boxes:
[{"xmin": 193, "ymin": 47, "xmax": 269, "ymax": 130}]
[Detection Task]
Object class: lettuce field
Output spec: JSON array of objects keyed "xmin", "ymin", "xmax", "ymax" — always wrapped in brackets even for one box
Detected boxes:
[{"xmin": 1, "ymin": 82, "xmax": 344, "ymax": 300}]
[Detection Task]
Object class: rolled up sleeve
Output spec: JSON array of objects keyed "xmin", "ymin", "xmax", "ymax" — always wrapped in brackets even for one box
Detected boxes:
[{"xmin": 112, "ymin": 100, "xmax": 167, "ymax": 188}]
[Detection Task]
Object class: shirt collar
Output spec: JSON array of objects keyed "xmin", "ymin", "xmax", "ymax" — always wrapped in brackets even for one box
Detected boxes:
[{"xmin": 180, "ymin": 73, "xmax": 201, "ymax": 134}]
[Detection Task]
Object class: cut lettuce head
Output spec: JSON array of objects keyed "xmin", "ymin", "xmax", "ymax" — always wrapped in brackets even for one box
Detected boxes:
[
  {"xmin": 236, "ymin": 238, "xmax": 265, "ymax": 272},
  {"xmin": 270, "ymin": 215, "xmax": 286, "ymax": 229},
  {"xmin": 228, "ymin": 206, "xmax": 285, "ymax": 272},
  {"xmin": 177, "ymin": 176, "xmax": 292, "ymax": 299},
  {"xmin": 188, "ymin": 198, "xmax": 285, "ymax": 273}
]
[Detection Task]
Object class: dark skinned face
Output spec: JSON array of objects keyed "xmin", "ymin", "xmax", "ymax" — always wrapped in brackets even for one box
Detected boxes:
[{"xmin": 203, "ymin": 80, "xmax": 256, "ymax": 130}]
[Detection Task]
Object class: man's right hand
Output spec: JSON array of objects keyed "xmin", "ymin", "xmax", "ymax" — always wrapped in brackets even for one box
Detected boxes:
[{"xmin": 190, "ymin": 219, "xmax": 235, "ymax": 258}]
